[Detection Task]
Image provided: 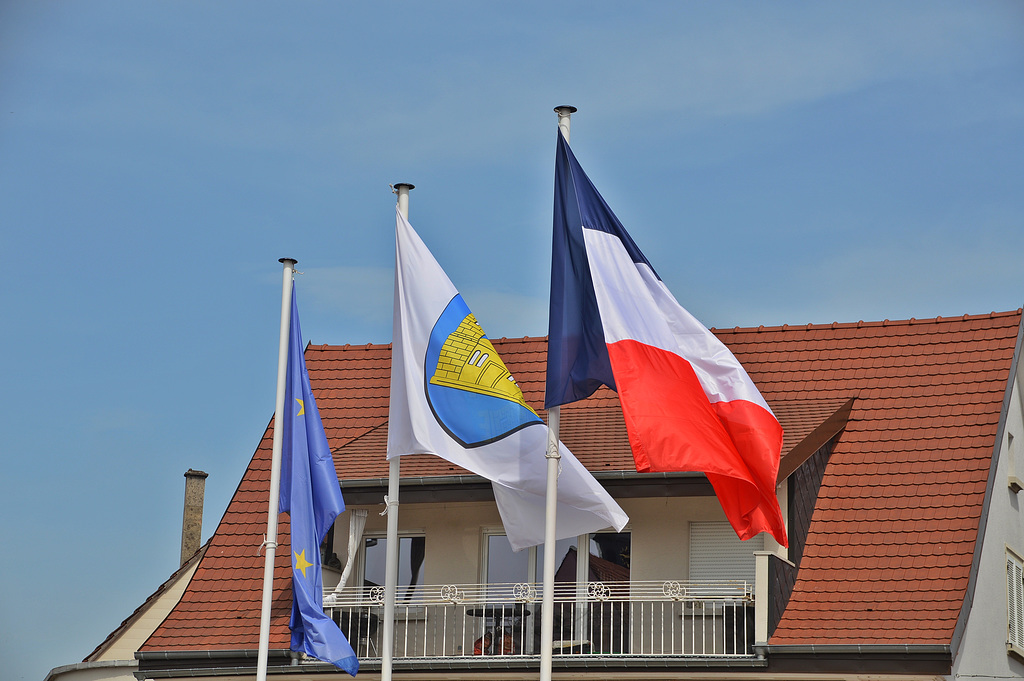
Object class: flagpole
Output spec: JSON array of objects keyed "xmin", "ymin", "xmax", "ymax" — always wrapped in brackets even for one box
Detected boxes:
[
  {"xmin": 382, "ymin": 183, "xmax": 414, "ymax": 681},
  {"xmin": 256, "ymin": 257, "xmax": 297, "ymax": 681},
  {"xmin": 540, "ymin": 105, "xmax": 577, "ymax": 681}
]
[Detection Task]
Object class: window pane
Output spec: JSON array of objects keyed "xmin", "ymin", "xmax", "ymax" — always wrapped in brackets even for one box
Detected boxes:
[
  {"xmin": 540, "ymin": 537, "xmax": 578, "ymax": 584},
  {"xmin": 587, "ymin": 533, "xmax": 631, "ymax": 654},
  {"xmin": 590, "ymin": 532, "xmax": 630, "ymax": 581},
  {"xmin": 363, "ymin": 536, "xmax": 425, "ymax": 599},
  {"xmin": 363, "ymin": 538, "xmax": 385, "ymax": 587},
  {"xmin": 484, "ymin": 535, "xmax": 580, "ymax": 585},
  {"xmin": 487, "ymin": 535, "xmax": 529, "ymax": 584}
]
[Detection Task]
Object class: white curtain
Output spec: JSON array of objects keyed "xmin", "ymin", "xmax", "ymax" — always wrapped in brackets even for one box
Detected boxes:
[{"xmin": 335, "ymin": 509, "xmax": 368, "ymax": 594}]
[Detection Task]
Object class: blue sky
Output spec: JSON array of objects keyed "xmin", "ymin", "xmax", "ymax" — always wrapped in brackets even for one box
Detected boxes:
[{"xmin": 2, "ymin": 2, "xmax": 1022, "ymax": 680}]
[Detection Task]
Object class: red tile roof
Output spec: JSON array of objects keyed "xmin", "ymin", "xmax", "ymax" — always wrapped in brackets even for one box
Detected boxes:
[
  {"xmin": 142, "ymin": 310, "xmax": 1022, "ymax": 652},
  {"xmin": 736, "ymin": 312, "xmax": 1021, "ymax": 645}
]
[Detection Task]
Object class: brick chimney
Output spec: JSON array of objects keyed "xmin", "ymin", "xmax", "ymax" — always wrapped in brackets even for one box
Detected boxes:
[{"xmin": 180, "ymin": 469, "xmax": 208, "ymax": 567}]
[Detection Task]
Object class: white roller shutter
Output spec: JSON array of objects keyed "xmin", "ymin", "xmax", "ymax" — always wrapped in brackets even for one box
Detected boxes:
[
  {"xmin": 688, "ymin": 521, "xmax": 763, "ymax": 583},
  {"xmin": 1007, "ymin": 552, "xmax": 1024, "ymax": 651}
]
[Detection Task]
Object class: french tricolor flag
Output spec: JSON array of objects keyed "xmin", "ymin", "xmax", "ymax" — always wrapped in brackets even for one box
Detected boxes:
[{"xmin": 546, "ymin": 132, "xmax": 787, "ymax": 546}]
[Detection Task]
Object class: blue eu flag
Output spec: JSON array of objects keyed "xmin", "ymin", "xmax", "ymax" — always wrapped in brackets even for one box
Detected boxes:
[{"xmin": 279, "ymin": 286, "xmax": 358, "ymax": 676}]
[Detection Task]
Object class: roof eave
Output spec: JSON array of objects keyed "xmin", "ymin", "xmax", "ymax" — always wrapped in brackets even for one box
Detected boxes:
[
  {"xmin": 762, "ymin": 643, "xmax": 952, "ymax": 676},
  {"xmin": 339, "ymin": 470, "xmax": 714, "ymax": 504},
  {"xmin": 135, "ymin": 649, "xmax": 294, "ymax": 680}
]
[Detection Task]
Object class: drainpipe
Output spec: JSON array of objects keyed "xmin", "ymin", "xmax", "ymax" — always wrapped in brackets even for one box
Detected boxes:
[{"xmin": 180, "ymin": 469, "xmax": 208, "ymax": 567}]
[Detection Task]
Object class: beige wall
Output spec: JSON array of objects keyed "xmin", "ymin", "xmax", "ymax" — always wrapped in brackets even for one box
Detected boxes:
[
  {"xmin": 952, "ymin": 370, "xmax": 1024, "ymax": 679},
  {"xmin": 45, "ymin": 661, "xmax": 138, "ymax": 681},
  {"xmin": 620, "ymin": 496, "xmax": 726, "ymax": 582},
  {"xmin": 335, "ymin": 495, "xmax": 731, "ymax": 585},
  {"xmin": 334, "ymin": 502, "xmax": 504, "ymax": 585}
]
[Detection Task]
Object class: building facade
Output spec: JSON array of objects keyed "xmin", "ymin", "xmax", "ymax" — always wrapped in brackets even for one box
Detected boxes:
[{"xmin": 50, "ymin": 311, "xmax": 1024, "ymax": 681}]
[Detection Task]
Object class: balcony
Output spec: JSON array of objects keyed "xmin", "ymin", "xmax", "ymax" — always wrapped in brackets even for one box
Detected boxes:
[{"xmin": 323, "ymin": 579, "xmax": 759, "ymax": 667}]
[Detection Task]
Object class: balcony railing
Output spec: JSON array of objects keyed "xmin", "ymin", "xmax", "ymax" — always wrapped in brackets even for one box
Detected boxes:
[{"xmin": 323, "ymin": 580, "xmax": 755, "ymax": 662}]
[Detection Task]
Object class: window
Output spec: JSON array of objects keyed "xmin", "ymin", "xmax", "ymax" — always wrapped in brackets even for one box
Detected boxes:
[
  {"xmin": 589, "ymin": 532, "xmax": 630, "ymax": 582},
  {"xmin": 485, "ymin": 533, "xmax": 536, "ymax": 585},
  {"xmin": 362, "ymin": 535, "xmax": 425, "ymax": 600},
  {"xmin": 482, "ymin": 532, "xmax": 631, "ymax": 654},
  {"xmin": 321, "ymin": 520, "xmax": 342, "ymax": 570},
  {"xmin": 1008, "ymin": 549, "xmax": 1024, "ymax": 655},
  {"xmin": 483, "ymin": 533, "xmax": 578, "ymax": 596},
  {"xmin": 1009, "ymin": 433, "xmax": 1023, "ymax": 493},
  {"xmin": 483, "ymin": 533, "xmax": 631, "ymax": 587}
]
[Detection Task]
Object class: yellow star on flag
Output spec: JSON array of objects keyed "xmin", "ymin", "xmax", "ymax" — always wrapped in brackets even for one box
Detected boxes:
[
  {"xmin": 295, "ymin": 398, "xmax": 304, "ymax": 416},
  {"xmin": 294, "ymin": 549, "xmax": 313, "ymax": 577}
]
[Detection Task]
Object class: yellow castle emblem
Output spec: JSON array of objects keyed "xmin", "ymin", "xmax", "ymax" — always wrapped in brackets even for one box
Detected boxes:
[{"xmin": 429, "ymin": 313, "xmax": 537, "ymax": 415}]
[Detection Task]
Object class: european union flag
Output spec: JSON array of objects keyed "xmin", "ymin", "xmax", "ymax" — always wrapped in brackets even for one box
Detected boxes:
[{"xmin": 279, "ymin": 286, "xmax": 358, "ymax": 676}]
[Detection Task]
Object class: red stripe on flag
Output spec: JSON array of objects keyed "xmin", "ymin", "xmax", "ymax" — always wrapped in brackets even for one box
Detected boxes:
[{"xmin": 607, "ymin": 339, "xmax": 787, "ymax": 545}]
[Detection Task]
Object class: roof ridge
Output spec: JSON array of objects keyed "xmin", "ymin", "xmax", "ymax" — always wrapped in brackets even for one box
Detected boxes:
[
  {"xmin": 306, "ymin": 341, "xmax": 392, "ymax": 351},
  {"xmin": 303, "ymin": 311, "xmax": 1023, "ymax": 348},
  {"xmin": 710, "ymin": 309, "xmax": 1022, "ymax": 334}
]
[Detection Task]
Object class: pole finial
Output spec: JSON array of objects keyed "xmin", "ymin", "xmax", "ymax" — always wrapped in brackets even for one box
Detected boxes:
[
  {"xmin": 278, "ymin": 257, "xmax": 297, "ymax": 266},
  {"xmin": 554, "ymin": 106, "xmax": 576, "ymax": 143},
  {"xmin": 393, "ymin": 183, "xmax": 414, "ymax": 221}
]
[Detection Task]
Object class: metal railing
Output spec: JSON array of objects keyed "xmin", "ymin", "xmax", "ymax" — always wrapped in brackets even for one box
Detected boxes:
[{"xmin": 323, "ymin": 580, "xmax": 754, "ymax": 661}]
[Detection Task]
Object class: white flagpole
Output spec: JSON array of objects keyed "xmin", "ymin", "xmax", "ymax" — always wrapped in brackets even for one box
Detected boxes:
[
  {"xmin": 540, "ymin": 105, "xmax": 577, "ymax": 681},
  {"xmin": 382, "ymin": 183, "xmax": 414, "ymax": 681},
  {"xmin": 256, "ymin": 257, "xmax": 297, "ymax": 681}
]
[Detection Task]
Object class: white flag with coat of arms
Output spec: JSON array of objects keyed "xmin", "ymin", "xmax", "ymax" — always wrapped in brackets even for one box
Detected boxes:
[{"xmin": 387, "ymin": 207, "xmax": 628, "ymax": 551}]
